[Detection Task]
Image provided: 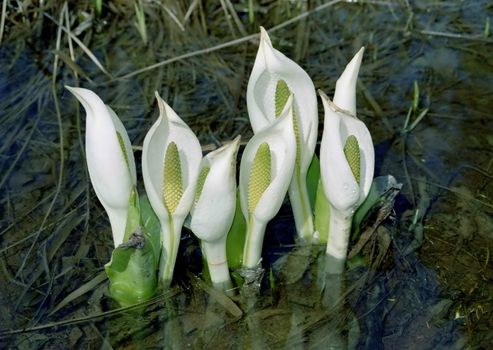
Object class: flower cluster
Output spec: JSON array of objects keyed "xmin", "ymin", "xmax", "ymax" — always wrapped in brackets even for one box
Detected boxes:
[{"xmin": 67, "ymin": 27, "xmax": 374, "ymax": 305}]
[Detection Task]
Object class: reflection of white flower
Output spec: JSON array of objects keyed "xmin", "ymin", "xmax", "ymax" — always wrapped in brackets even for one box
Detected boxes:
[
  {"xmin": 66, "ymin": 86, "xmax": 136, "ymax": 247},
  {"xmin": 142, "ymin": 92, "xmax": 202, "ymax": 286},
  {"xmin": 191, "ymin": 136, "xmax": 240, "ymax": 291},
  {"xmin": 319, "ymin": 48, "xmax": 375, "ymax": 273},
  {"xmin": 240, "ymin": 95, "xmax": 296, "ymax": 268},
  {"xmin": 247, "ymin": 27, "xmax": 318, "ymax": 241}
]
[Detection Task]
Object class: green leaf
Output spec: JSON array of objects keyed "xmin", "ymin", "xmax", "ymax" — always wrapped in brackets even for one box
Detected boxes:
[
  {"xmin": 314, "ymin": 179, "xmax": 331, "ymax": 243},
  {"xmin": 139, "ymin": 194, "xmax": 161, "ymax": 260},
  {"xmin": 123, "ymin": 188, "xmax": 141, "ymax": 242},
  {"xmin": 105, "ymin": 229, "xmax": 158, "ymax": 307},
  {"xmin": 226, "ymin": 190, "xmax": 246, "ymax": 270},
  {"xmin": 306, "ymin": 155, "xmax": 320, "ymax": 209},
  {"xmin": 352, "ymin": 175, "xmax": 402, "ymax": 239},
  {"xmin": 106, "ymin": 192, "xmax": 160, "ymax": 307}
]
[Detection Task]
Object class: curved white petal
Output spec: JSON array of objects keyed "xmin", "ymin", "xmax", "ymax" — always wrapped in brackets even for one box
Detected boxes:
[
  {"xmin": 239, "ymin": 96, "xmax": 296, "ymax": 224},
  {"xmin": 333, "ymin": 47, "xmax": 364, "ymax": 116},
  {"xmin": 319, "ymin": 91, "xmax": 374, "ymax": 212},
  {"xmin": 66, "ymin": 86, "xmax": 135, "ymax": 247},
  {"xmin": 247, "ymin": 27, "xmax": 318, "ymax": 171},
  {"xmin": 191, "ymin": 136, "xmax": 240, "ymax": 242},
  {"xmin": 142, "ymin": 92, "xmax": 202, "ymax": 224}
]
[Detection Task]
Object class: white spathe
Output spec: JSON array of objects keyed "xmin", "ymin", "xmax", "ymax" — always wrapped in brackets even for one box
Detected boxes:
[
  {"xmin": 246, "ymin": 27, "xmax": 318, "ymax": 240},
  {"xmin": 318, "ymin": 48, "xmax": 375, "ymax": 269},
  {"xmin": 66, "ymin": 86, "xmax": 136, "ymax": 247},
  {"xmin": 142, "ymin": 92, "xmax": 202, "ymax": 284},
  {"xmin": 191, "ymin": 136, "xmax": 240, "ymax": 290},
  {"xmin": 320, "ymin": 48, "xmax": 374, "ymax": 213},
  {"xmin": 240, "ymin": 95, "xmax": 296, "ymax": 268},
  {"xmin": 191, "ymin": 136, "xmax": 240, "ymax": 243},
  {"xmin": 247, "ymin": 28, "xmax": 318, "ymax": 161}
]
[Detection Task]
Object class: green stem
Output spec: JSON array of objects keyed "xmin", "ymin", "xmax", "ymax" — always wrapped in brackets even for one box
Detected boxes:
[
  {"xmin": 242, "ymin": 215, "xmax": 267, "ymax": 268},
  {"xmin": 289, "ymin": 166, "xmax": 314, "ymax": 241},
  {"xmin": 159, "ymin": 216, "xmax": 183, "ymax": 288},
  {"xmin": 314, "ymin": 178, "xmax": 331, "ymax": 243}
]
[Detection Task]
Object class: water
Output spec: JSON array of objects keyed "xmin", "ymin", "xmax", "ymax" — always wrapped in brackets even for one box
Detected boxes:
[{"xmin": 1, "ymin": 1, "xmax": 492, "ymax": 348}]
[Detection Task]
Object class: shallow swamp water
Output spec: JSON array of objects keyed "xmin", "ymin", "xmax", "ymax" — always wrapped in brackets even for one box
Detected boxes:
[{"xmin": 0, "ymin": 1, "xmax": 492, "ymax": 349}]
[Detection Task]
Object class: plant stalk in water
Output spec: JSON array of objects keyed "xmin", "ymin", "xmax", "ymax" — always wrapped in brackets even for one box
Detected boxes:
[{"xmin": 142, "ymin": 92, "xmax": 202, "ymax": 287}]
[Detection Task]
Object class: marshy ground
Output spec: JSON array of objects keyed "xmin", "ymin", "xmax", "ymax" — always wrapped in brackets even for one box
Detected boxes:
[{"xmin": 0, "ymin": 1, "xmax": 492, "ymax": 348}]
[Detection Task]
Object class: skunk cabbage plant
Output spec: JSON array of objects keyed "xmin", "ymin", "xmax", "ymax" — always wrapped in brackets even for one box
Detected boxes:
[
  {"xmin": 319, "ymin": 48, "xmax": 375, "ymax": 274},
  {"xmin": 190, "ymin": 136, "xmax": 240, "ymax": 291},
  {"xmin": 247, "ymin": 27, "xmax": 318, "ymax": 242},
  {"xmin": 240, "ymin": 95, "xmax": 296, "ymax": 268},
  {"xmin": 142, "ymin": 92, "xmax": 202, "ymax": 286},
  {"xmin": 67, "ymin": 87, "xmax": 159, "ymax": 306},
  {"xmin": 66, "ymin": 86, "xmax": 136, "ymax": 247}
]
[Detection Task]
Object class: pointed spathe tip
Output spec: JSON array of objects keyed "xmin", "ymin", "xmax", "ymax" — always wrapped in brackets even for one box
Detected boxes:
[
  {"xmin": 348, "ymin": 46, "xmax": 365, "ymax": 71},
  {"xmin": 333, "ymin": 47, "xmax": 365, "ymax": 115},
  {"xmin": 339, "ymin": 46, "xmax": 365, "ymax": 87},
  {"xmin": 154, "ymin": 90, "xmax": 164, "ymax": 109},
  {"xmin": 231, "ymin": 134, "xmax": 242, "ymax": 146},
  {"xmin": 318, "ymin": 89, "xmax": 329, "ymax": 101},
  {"xmin": 65, "ymin": 86, "xmax": 104, "ymax": 117},
  {"xmin": 65, "ymin": 85, "xmax": 87, "ymax": 101},
  {"xmin": 154, "ymin": 91, "xmax": 169, "ymax": 121},
  {"xmin": 259, "ymin": 26, "xmax": 272, "ymax": 46}
]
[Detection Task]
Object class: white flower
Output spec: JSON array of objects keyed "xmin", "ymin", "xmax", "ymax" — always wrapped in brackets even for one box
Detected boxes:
[
  {"xmin": 191, "ymin": 136, "xmax": 240, "ymax": 242},
  {"xmin": 320, "ymin": 48, "xmax": 374, "ymax": 213},
  {"xmin": 66, "ymin": 86, "xmax": 136, "ymax": 247},
  {"xmin": 247, "ymin": 27, "xmax": 318, "ymax": 240},
  {"xmin": 240, "ymin": 95, "xmax": 296, "ymax": 268},
  {"xmin": 142, "ymin": 92, "xmax": 202, "ymax": 285},
  {"xmin": 190, "ymin": 136, "xmax": 240, "ymax": 290},
  {"xmin": 318, "ymin": 48, "xmax": 375, "ymax": 272}
]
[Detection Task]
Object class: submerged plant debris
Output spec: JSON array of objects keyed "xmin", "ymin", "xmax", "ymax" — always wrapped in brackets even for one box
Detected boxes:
[{"xmin": 1, "ymin": 1, "xmax": 492, "ymax": 348}]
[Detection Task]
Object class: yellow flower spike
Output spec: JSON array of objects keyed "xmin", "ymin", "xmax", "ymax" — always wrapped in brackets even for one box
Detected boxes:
[
  {"xmin": 343, "ymin": 135, "xmax": 360, "ymax": 185},
  {"xmin": 248, "ymin": 142, "xmax": 271, "ymax": 212},
  {"xmin": 116, "ymin": 131, "xmax": 130, "ymax": 170},
  {"xmin": 163, "ymin": 142, "xmax": 183, "ymax": 214},
  {"xmin": 194, "ymin": 166, "xmax": 211, "ymax": 204},
  {"xmin": 275, "ymin": 80, "xmax": 290, "ymax": 118}
]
